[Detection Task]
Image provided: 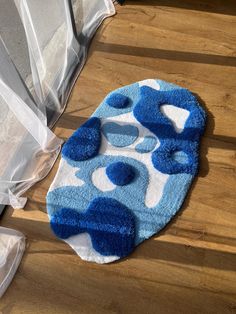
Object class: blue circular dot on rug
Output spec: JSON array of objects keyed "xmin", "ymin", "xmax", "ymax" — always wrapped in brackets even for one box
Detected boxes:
[
  {"xmin": 172, "ymin": 151, "xmax": 189, "ymax": 164},
  {"xmin": 106, "ymin": 93, "xmax": 130, "ymax": 108},
  {"xmin": 106, "ymin": 162, "xmax": 135, "ymax": 186}
]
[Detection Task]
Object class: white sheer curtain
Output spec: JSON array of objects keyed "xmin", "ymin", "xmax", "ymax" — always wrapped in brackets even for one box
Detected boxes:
[{"xmin": 0, "ymin": 0, "xmax": 115, "ymax": 208}]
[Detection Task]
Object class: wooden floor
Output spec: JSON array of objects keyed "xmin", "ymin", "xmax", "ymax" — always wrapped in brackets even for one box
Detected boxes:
[{"xmin": 1, "ymin": 1, "xmax": 236, "ymax": 313}]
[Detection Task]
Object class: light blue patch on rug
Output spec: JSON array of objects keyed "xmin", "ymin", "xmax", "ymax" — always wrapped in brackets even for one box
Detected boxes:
[
  {"xmin": 46, "ymin": 79, "xmax": 206, "ymax": 264},
  {"xmin": 135, "ymin": 136, "xmax": 157, "ymax": 153},
  {"xmin": 173, "ymin": 151, "xmax": 189, "ymax": 164},
  {"xmin": 101, "ymin": 122, "xmax": 139, "ymax": 147}
]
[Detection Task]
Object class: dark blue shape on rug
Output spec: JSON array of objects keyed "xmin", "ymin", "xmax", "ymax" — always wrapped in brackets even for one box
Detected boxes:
[
  {"xmin": 133, "ymin": 87, "xmax": 206, "ymax": 175},
  {"xmin": 62, "ymin": 117, "xmax": 101, "ymax": 162},
  {"xmin": 133, "ymin": 87, "xmax": 206, "ymax": 142},
  {"xmin": 106, "ymin": 93, "xmax": 130, "ymax": 109},
  {"xmin": 102, "ymin": 122, "xmax": 139, "ymax": 147},
  {"xmin": 50, "ymin": 197, "xmax": 135, "ymax": 258},
  {"xmin": 106, "ymin": 162, "xmax": 135, "ymax": 186},
  {"xmin": 152, "ymin": 139, "xmax": 198, "ymax": 174},
  {"xmin": 135, "ymin": 136, "xmax": 157, "ymax": 153}
]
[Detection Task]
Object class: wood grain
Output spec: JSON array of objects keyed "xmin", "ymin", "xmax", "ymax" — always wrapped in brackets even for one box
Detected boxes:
[{"xmin": 1, "ymin": 1, "xmax": 236, "ymax": 313}]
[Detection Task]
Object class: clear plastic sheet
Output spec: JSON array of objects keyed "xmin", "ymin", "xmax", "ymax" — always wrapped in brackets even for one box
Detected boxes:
[
  {"xmin": 0, "ymin": 227, "xmax": 25, "ymax": 298},
  {"xmin": 0, "ymin": 0, "xmax": 115, "ymax": 208}
]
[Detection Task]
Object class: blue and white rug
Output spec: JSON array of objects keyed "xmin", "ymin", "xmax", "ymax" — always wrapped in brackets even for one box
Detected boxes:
[{"xmin": 46, "ymin": 79, "xmax": 206, "ymax": 263}]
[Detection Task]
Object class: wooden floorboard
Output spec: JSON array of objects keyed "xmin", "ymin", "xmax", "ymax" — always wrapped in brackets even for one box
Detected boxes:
[{"xmin": 1, "ymin": 1, "xmax": 236, "ymax": 313}]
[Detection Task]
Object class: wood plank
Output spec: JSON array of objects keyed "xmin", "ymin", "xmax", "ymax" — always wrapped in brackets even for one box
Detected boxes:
[{"xmin": 1, "ymin": 1, "xmax": 236, "ymax": 313}]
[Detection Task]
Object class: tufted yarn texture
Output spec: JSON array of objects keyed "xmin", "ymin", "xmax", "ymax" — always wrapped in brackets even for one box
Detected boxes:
[{"xmin": 47, "ymin": 79, "xmax": 206, "ymax": 264}]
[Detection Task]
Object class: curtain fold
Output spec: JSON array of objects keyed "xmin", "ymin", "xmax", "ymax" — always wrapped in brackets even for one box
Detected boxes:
[{"xmin": 0, "ymin": 0, "xmax": 115, "ymax": 208}]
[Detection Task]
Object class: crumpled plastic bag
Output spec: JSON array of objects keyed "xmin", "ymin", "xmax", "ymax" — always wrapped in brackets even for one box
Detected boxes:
[{"xmin": 0, "ymin": 226, "xmax": 25, "ymax": 298}]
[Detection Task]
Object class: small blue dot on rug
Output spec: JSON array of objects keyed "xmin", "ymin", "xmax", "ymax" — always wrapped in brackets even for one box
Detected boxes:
[
  {"xmin": 106, "ymin": 162, "xmax": 135, "ymax": 186},
  {"xmin": 47, "ymin": 78, "xmax": 206, "ymax": 264},
  {"xmin": 106, "ymin": 93, "xmax": 130, "ymax": 108},
  {"xmin": 172, "ymin": 151, "xmax": 189, "ymax": 164}
]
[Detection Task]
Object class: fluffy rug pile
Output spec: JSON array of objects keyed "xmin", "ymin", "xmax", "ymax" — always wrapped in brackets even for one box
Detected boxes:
[{"xmin": 46, "ymin": 79, "xmax": 206, "ymax": 263}]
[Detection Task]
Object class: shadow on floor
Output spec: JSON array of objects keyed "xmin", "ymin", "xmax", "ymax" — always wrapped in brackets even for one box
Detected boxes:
[
  {"xmin": 95, "ymin": 42, "xmax": 236, "ymax": 67},
  {"xmin": 132, "ymin": 236, "xmax": 236, "ymax": 272},
  {"xmin": 56, "ymin": 114, "xmax": 88, "ymax": 132},
  {"xmin": 1, "ymin": 212, "xmax": 235, "ymax": 271},
  {"xmin": 125, "ymin": 0, "xmax": 236, "ymax": 16}
]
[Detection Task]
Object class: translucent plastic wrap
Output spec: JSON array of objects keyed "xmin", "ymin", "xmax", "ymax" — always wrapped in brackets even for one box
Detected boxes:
[
  {"xmin": 0, "ymin": 0, "xmax": 115, "ymax": 208},
  {"xmin": 0, "ymin": 227, "xmax": 25, "ymax": 298},
  {"xmin": 0, "ymin": 38, "xmax": 62, "ymax": 208}
]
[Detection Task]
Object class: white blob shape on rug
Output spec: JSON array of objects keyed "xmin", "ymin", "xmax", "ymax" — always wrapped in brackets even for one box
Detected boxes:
[
  {"xmin": 66, "ymin": 233, "xmax": 119, "ymax": 264},
  {"xmin": 49, "ymin": 159, "xmax": 84, "ymax": 192},
  {"xmin": 139, "ymin": 79, "xmax": 160, "ymax": 90},
  {"xmin": 92, "ymin": 167, "xmax": 116, "ymax": 192},
  {"xmin": 161, "ymin": 105, "xmax": 190, "ymax": 133}
]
